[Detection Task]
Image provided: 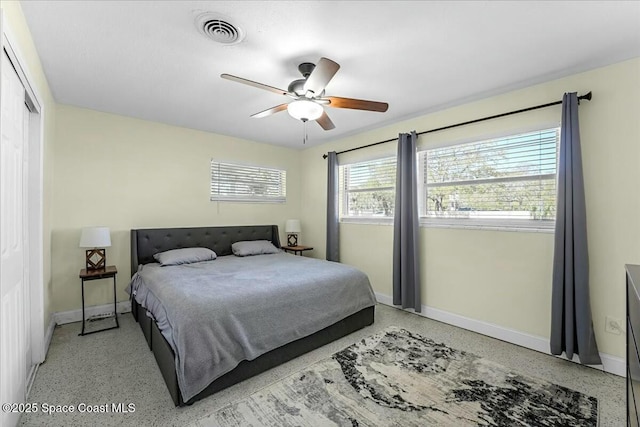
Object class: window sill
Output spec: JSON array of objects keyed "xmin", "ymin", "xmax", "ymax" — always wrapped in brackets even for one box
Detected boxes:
[
  {"xmin": 339, "ymin": 217, "xmax": 554, "ymax": 233},
  {"xmin": 340, "ymin": 217, "xmax": 393, "ymax": 226},
  {"xmin": 419, "ymin": 219, "xmax": 554, "ymax": 233},
  {"xmin": 210, "ymin": 198, "xmax": 286, "ymax": 204}
]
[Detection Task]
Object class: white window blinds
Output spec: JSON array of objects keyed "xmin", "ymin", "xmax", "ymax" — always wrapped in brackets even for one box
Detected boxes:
[
  {"xmin": 420, "ymin": 128, "xmax": 559, "ymax": 226},
  {"xmin": 210, "ymin": 161, "xmax": 286, "ymax": 203},
  {"xmin": 340, "ymin": 157, "xmax": 396, "ymax": 218}
]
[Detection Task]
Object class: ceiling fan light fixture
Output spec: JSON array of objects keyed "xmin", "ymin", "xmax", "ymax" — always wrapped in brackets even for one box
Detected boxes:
[{"xmin": 287, "ymin": 100, "xmax": 323, "ymax": 121}]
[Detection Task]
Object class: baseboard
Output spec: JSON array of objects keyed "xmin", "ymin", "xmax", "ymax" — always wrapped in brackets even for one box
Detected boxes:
[
  {"xmin": 26, "ymin": 363, "xmax": 39, "ymax": 399},
  {"xmin": 44, "ymin": 314, "xmax": 55, "ymax": 358},
  {"xmin": 53, "ymin": 300, "xmax": 132, "ymax": 325},
  {"xmin": 32, "ymin": 315, "xmax": 55, "ymax": 398},
  {"xmin": 375, "ymin": 292, "xmax": 625, "ymax": 377}
]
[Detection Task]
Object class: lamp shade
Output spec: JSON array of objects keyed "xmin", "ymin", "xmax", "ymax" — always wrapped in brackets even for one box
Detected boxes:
[
  {"xmin": 285, "ymin": 219, "xmax": 301, "ymax": 233},
  {"xmin": 287, "ymin": 100, "xmax": 323, "ymax": 121},
  {"xmin": 79, "ymin": 227, "xmax": 111, "ymax": 248}
]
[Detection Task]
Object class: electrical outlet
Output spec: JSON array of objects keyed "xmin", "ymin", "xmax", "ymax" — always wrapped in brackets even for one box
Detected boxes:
[{"xmin": 605, "ymin": 316, "xmax": 623, "ymax": 335}]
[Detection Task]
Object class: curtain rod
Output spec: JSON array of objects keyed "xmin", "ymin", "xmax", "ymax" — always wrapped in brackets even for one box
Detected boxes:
[{"xmin": 322, "ymin": 91, "xmax": 592, "ymax": 159}]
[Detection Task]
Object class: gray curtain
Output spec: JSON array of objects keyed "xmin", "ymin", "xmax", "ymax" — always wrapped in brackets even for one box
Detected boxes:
[
  {"xmin": 393, "ymin": 132, "xmax": 421, "ymax": 312},
  {"xmin": 326, "ymin": 151, "xmax": 340, "ymax": 262},
  {"xmin": 550, "ymin": 93, "xmax": 601, "ymax": 364}
]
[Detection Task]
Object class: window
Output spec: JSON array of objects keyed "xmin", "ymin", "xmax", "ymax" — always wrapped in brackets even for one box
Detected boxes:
[
  {"xmin": 419, "ymin": 128, "xmax": 559, "ymax": 229},
  {"xmin": 210, "ymin": 161, "xmax": 286, "ymax": 203},
  {"xmin": 339, "ymin": 157, "xmax": 396, "ymax": 219}
]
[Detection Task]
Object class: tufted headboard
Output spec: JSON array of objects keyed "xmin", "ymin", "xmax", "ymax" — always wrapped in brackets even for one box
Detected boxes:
[{"xmin": 130, "ymin": 225, "xmax": 281, "ymax": 276}]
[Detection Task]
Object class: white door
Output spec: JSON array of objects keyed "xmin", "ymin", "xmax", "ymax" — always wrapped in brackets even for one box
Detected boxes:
[
  {"xmin": 1, "ymin": 50, "xmax": 28, "ymax": 427},
  {"xmin": 23, "ymin": 103, "xmax": 32, "ymax": 385}
]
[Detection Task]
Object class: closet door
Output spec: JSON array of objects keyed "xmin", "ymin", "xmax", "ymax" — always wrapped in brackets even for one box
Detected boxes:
[
  {"xmin": 1, "ymin": 50, "xmax": 28, "ymax": 427},
  {"xmin": 23, "ymin": 103, "xmax": 32, "ymax": 385}
]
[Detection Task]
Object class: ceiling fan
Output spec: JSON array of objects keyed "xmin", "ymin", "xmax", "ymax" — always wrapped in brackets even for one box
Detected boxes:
[{"xmin": 221, "ymin": 57, "xmax": 388, "ymax": 131}]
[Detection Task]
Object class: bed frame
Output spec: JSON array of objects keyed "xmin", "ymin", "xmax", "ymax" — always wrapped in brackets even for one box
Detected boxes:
[{"xmin": 130, "ymin": 225, "xmax": 375, "ymax": 406}]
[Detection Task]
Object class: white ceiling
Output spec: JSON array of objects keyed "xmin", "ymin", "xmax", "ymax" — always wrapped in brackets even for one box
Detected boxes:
[{"xmin": 21, "ymin": 1, "xmax": 640, "ymax": 148}]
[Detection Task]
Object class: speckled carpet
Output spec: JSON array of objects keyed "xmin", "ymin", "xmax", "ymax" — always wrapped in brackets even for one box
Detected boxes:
[{"xmin": 199, "ymin": 327, "xmax": 598, "ymax": 427}]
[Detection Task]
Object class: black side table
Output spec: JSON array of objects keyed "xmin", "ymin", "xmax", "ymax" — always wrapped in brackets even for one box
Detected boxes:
[
  {"xmin": 79, "ymin": 265, "xmax": 119, "ymax": 336},
  {"xmin": 282, "ymin": 245, "xmax": 314, "ymax": 256}
]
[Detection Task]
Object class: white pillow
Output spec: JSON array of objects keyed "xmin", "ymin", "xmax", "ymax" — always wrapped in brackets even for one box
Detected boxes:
[
  {"xmin": 153, "ymin": 247, "xmax": 217, "ymax": 266},
  {"xmin": 232, "ymin": 240, "xmax": 280, "ymax": 257}
]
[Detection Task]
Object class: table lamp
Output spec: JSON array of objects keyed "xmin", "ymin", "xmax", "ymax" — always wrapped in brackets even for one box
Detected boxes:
[
  {"xmin": 79, "ymin": 226, "xmax": 111, "ymax": 270},
  {"xmin": 285, "ymin": 219, "xmax": 301, "ymax": 246}
]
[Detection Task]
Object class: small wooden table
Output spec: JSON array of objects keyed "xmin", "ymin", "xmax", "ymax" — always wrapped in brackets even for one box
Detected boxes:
[
  {"xmin": 79, "ymin": 265, "xmax": 119, "ymax": 336},
  {"xmin": 282, "ymin": 245, "xmax": 313, "ymax": 256}
]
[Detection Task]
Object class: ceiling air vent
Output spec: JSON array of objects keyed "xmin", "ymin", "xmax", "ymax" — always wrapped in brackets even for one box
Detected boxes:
[{"xmin": 195, "ymin": 12, "xmax": 245, "ymax": 45}]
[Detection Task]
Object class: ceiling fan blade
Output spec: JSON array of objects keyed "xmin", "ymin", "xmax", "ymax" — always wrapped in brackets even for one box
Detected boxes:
[
  {"xmin": 325, "ymin": 96, "xmax": 389, "ymax": 112},
  {"xmin": 316, "ymin": 111, "xmax": 335, "ymax": 130},
  {"xmin": 251, "ymin": 103, "xmax": 289, "ymax": 118},
  {"xmin": 221, "ymin": 74, "xmax": 289, "ymax": 96},
  {"xmin": 303, "ymin": 57, "xmax": 340, "ymax": 96}
]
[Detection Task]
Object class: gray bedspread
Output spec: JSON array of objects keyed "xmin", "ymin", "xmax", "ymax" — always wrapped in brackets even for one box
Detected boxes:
[{"xmin": 126, "ymin": 252, "xmax": 376, "ymax": 401}]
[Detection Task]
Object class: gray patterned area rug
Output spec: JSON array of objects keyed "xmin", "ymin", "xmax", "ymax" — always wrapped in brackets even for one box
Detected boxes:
[{"xmin": 199, "ymin": 327, "xmax": 598, "ymax": 426}]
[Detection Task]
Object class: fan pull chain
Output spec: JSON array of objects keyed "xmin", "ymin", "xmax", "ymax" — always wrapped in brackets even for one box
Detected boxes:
[{"xmin": 302, "ymin": 119, "xmax": 308, "ymax": 144}]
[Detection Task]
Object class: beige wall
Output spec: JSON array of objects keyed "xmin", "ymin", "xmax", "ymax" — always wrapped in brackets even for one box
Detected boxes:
[
  {"xmin": 2, "ymin": 1, "xmax": 56, "ymax": 332},
  {"xmin": 52, "ymin": 105, "xmax": 301, "ymax": 312},
  {"xmin": 300, "ymin": 58, "xmax": 640, "ymax": 359}
]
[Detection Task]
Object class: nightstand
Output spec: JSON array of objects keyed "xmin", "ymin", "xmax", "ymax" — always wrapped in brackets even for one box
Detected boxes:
[
  {"xmin": 79, "ymin": 265, "xmax": 119, "ymax": 336},
  {"xmin": 282, "ymin": 245, "xmax": 313, "ymax": 256}
]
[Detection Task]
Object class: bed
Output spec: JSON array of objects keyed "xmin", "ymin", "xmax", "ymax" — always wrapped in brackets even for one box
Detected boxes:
[{"xmin": 127, "ymin": 225, "xmax": 376, "ymax": 406}]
